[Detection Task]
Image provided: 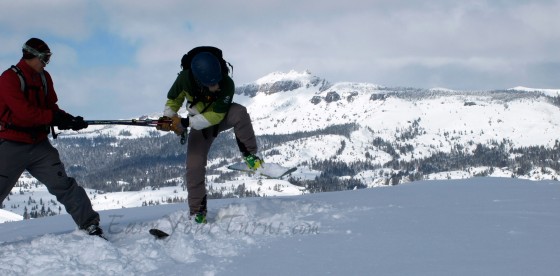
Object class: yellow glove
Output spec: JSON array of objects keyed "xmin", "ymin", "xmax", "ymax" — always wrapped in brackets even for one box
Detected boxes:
[
  {"xmin": 156, "ymin": 116, "xmax": 172, "ymax": 131},
  {"xmin": 170, "ymin": 115, "xmax": 186, "ymax": 135}
]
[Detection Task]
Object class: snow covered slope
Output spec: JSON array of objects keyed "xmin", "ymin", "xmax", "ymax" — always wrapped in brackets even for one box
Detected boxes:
[
  {"xmin": 0, "ymin": 177, "xmax": 558, "ymax": 275},
  {"xmin": 0, "ymin": 209, "xmax": 22, "ymax": 223}
]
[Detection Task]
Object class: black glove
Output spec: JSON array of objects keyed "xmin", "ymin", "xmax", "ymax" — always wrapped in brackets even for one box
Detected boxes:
[
  {"xmin": 52, "ymin": 111, "xmax": 88, "ymax": 131},
  {"xmin": 71, "ymin": 116, "xmax": 88, "ymax": 131},
  {"xmin": 52, "ymin": 111, "xmax": 75, "ymax": 130}
]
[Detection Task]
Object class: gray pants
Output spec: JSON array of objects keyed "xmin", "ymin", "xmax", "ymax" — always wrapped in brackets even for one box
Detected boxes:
[
  {"xmin": 0, "ymin": 139, "xmax": 99, "ymax": 229},
  {"xmin": 186, "ymin": 103, "xmax": 257, "ymax": 214}
]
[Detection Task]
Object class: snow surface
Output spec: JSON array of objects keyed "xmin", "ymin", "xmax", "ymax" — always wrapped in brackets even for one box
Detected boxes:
[{"xmin": 1, "ymin": 177, "xmax": 559, "ymax": 276}]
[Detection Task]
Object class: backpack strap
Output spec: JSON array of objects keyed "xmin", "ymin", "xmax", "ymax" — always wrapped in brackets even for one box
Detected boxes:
[
  {"xmin": 0, "ymin": 108, "xmax": 9, "ymax": 130},
  {"xmin": 39, "ymin": 71, "xmax": 48, "ymax": 96},
  {"xmin": 10, "ymin": 65, "xmax": 28, "ymax": 99},
  {"xmin": 1, "ymin": 66, "xmax": 26, "ymax": 125}
]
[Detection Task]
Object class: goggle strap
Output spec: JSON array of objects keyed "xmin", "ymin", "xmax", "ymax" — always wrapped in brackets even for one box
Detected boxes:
[{"xmin": 22, "ymin": 44, "xmax": 52, "ymax": 64}]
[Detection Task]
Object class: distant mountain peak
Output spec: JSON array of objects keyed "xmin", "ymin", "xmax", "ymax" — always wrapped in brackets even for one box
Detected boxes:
[
  {"xmin": 237, "ymin": 70, "xmax": 331, "ymax": 97},
  {"xmin": 255, "ymin": 70, "xmax": 313, "ymax": 85}
]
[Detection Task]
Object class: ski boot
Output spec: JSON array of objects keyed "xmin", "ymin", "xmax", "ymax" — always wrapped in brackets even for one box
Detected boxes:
[
  {"xmin": 84, "ymin": 224, "xmax": 107, "ymax": 240},
  {"xmin": 190, "ymin": 211, "xmax": 207, "ymax": 224},
  {"xmin": 244, "ymin": 154, "xmax": 263, "ymax": 171}
]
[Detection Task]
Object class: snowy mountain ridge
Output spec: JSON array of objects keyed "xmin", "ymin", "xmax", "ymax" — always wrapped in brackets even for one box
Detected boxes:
[
  {"xmin": 508, "ymin": 86, "xmax": 560, "ymax": 97},
  {"xmin": 59, "ymin": 70, "xmax": 560, "ymax": 146}
]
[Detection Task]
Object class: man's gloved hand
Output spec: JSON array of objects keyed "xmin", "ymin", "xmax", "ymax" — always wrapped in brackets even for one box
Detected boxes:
[
  {"xmin": 52, "ymin": 110, "xmax": 75, "ymax": 130},
  {"xmin": 170, "ymin": 115, "xmax": 189, "ymax": 135},
  {"xmin": 53, "ymin": 111, "xmax": 88, "ymax": 131},
  {"xmin": 71, "ymin": 116, "xmax": 88, "ymax": 131},
  {"xmin": 156, "ymin": 116, "xmax": 172, "ymax": 131}
]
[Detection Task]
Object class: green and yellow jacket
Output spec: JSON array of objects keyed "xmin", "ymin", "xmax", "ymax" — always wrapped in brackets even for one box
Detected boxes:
[{"xmin": 163, "ymin": 70, "xmax": 234, "ymax": 130}]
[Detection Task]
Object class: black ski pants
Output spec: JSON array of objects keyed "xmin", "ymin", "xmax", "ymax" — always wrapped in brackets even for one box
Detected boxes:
[{"xmin": 0, "ymin": 139, "xmax": 99, "ymax": 228}]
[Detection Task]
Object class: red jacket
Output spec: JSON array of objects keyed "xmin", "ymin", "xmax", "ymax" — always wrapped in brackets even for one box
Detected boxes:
[{"xmin": 0, "ymin": 60, "xmax": 62, "ymax": 143}]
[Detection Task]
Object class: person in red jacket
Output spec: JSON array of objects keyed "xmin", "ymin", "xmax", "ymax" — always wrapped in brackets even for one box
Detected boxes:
[{"xmin": 0, "ymin": 38, "xmax": 103, "ymax": 237}]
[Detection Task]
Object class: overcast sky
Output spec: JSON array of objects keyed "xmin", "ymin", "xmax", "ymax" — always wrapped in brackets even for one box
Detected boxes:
[{"xmin": 1, "ymin": 0, "xmax": 559, "ymax": 119}]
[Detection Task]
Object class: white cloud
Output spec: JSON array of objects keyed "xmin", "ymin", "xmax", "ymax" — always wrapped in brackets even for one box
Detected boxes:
[{"xmin": 0, "ymin": 0, "xmax": 90, "ymax": 39}]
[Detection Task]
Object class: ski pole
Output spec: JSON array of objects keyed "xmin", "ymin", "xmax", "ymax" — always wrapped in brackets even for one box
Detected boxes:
[
  {"xmin": 84, "ymin": 119, "xmax": 187, "ymax": 145},
  {"xmin": 84, "ymin": 119, "xmax": 165, "ymax": 127}
]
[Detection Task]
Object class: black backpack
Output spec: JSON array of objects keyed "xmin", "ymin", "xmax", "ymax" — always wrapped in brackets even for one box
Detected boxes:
[{"xmin": 181, "ymin": 46, "xmax": 232, "ymax": 76}]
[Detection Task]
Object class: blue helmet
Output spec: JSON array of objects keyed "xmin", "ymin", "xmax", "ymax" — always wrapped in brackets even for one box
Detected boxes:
[{"xmin": 190, "ymin": 52, "xmax": 222, "ymax": 86}]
